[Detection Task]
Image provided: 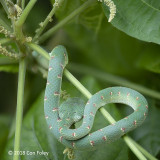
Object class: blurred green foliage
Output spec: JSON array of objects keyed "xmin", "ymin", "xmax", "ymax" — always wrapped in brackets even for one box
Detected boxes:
[{"xmin": 1, "ymin": 0, "xmax": 160, "ymax": 159}]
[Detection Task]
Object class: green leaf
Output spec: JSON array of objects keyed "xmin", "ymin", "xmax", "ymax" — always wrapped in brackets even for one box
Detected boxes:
[
  {"xmin": 136, "ymin": 45, "xmax": 160, "ymax": 73},
  {"xmin": 74, "ymin": 139, "xmax": 128, "ymax": 160},
  {"xmin": 102, "ymin": 0, "xmax": 160, "ymax": 44},
  {"xmin": 131, "ymin": 100, "xmax": 160, "ymax": 157}
]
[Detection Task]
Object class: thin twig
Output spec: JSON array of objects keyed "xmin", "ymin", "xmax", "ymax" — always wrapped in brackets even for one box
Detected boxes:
[
  {"xmin": 39, "ymin": 0, "xmax": 95, "ymax": 43},
  {"xmin": 33, "ymin": 0, "xmax": 64, "ymax": 41}
]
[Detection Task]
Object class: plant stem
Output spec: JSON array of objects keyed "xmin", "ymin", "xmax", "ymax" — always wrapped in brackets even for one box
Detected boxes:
[
  {"xmin": 128, "ymin": 137, "xmax": 158, "ymax": 160},
  {"xmin": 64, "ymin": 69, "xmax": 92, "ymax": 98},
  {"xmin": 26, "ymin": 43, "xmax": 157, "ymax": 160},
  {"xmin": 13, "ymin": 58, "xmax": 26, "ymax": 160},
  {"xmin": 17, "ymin": 0, "xmax": 21, "ymax": 7},
  {"xmin": 0, "ymin": 38, "xmax": 11, "ymax": 44},
  {"xmin": 39, "ymin": 0, "xmax": 95, "ymax": 43},
  {"xmin": 123, "ymin": 136, "xmax": 146, "ymax": 160},
  {"xmin": 68, "ymin": 63, "xmax": 160, "ymax": 100},
  {"xmin": 22, "ymin": 0, "xmax": 25, "ymax": 10},
  {"xmin": 100, "ymin": 107, "xmax": 116, "ymax": 124},
  {"xmin": 27, "ymin": 43, "xmax": 49, "ymax": 60},
  {"xmin": 16, "ymin": 0, "xmax": 37, "ymax": 27},
  {"xmin": 33, "ymin": 0, "xmax": 64, "ymax": 41}
]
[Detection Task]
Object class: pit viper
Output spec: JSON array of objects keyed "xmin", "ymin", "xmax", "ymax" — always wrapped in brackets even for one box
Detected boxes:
[{"xmin": 44, "ymin": 45, "xmax": 148, "ymax": 151}]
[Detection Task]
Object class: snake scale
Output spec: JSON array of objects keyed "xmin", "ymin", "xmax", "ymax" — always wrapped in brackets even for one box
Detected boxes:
[{"xmin": 44, "ymin": 45, "xmax": 148, "ymax": 151}]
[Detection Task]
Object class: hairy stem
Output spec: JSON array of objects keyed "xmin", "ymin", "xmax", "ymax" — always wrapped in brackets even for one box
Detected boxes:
[
  {"xmin": 13, "ymin": 58, "xmax": 26, "ymax": 160},
  {"xmin": 68, "ymin": 63, "xmax": 160, "ymax": 100},
  {"xmin": 39, "ymin": 0, "xmax": 95, "ymax": 43},
  {"xmin": 26, "ymin": 43, "xmax": 156, "ymax": 160},
  {"xmin": 33, "ymin": 0, "xmax": 64, "ymax": 41}
]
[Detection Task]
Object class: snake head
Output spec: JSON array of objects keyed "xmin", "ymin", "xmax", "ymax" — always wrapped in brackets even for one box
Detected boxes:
[
  {"xmin": 59, "ymin": 97, "xmax": 85, "ymax": 123},
  {"xmin": 49, "ymin": 45, "xmax": 68, "ymax": 65}
]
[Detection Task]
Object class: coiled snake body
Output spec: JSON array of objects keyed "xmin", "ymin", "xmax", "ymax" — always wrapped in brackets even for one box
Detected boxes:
[{"xmin": 44, "ymin": 45, "xmax": 148, "ymax": 150}]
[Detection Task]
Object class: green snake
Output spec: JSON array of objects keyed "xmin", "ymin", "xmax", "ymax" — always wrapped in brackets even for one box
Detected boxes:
[{"xmin": 44, "ymin": 45, "xmax": 148, "ymax": 151}]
